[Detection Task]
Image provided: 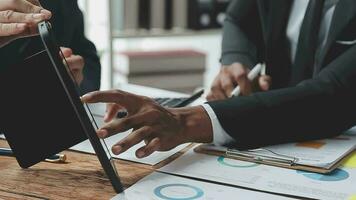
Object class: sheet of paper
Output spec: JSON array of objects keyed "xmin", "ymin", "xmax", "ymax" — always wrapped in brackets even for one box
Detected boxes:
[
  {"xmin": 264, "ymin": 132, "xmax": 356, "ymax": 166},
  {"xmin": 70, "ymin": 115, "xmax": 190, "ymax": 165},
  {"xmin": 159, "ymin": 147, "xmax": 356, "ymax": 200},
  {"xmin": 111, "ymin": 172, "xmax": 293, "ymax": 200}
]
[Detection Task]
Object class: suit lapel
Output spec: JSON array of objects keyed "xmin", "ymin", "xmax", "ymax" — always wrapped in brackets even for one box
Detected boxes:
[
  {"xmin": 318, "ymin": 0, "xmax": 356, "ymax": 68},
  {"xmin": 263, "ymin": 0, "xmax": 293, "ymax": 88},
  {"xmin": 256, "ymin": 0, "xmax": 292, "ymax": 48},
  {"xmin": 256, "ymin": 0, "xmax": 268, "ymax": 42},
  {"xmin": 269, "ymin": 0, "xmax": 292, "ymax": 43}
]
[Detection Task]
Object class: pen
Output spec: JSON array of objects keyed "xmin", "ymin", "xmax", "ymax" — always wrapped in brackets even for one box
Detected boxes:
[
  {"xmin": 0, "ymin": 148, "xmax": 66, "ymax": 163},
  {"xmin": 230, "ymin": 63, "xmax": 266, "ymax": 97},
  {"xmin": 174, "ymin": 89, "xmax": 204, "ymax": 107}
]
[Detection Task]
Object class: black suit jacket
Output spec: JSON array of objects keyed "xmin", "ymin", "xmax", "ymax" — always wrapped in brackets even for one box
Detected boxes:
[
  {"xmin": 0, "ymin": 0, "xmax": 101, "ymax": 94},
  {"xmin": 209, "ymin": 0, "xmax": 356, "ymax": 149}
]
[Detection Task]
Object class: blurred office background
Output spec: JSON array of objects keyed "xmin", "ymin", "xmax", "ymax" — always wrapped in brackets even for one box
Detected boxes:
[{"xmin": 78, "ymin": 0, "xmax": 230, "ymax": 93}]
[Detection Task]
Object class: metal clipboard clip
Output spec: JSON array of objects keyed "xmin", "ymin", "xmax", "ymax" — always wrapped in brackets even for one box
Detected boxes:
[{"xmin": 225, "ymin": 148, "xmax": 300, "ymax": 166}]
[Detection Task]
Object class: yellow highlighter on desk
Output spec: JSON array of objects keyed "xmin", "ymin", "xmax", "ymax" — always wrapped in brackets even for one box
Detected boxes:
[{"xmin": 0, "ymin": 147, "xmax": 66, "ymax": 163}]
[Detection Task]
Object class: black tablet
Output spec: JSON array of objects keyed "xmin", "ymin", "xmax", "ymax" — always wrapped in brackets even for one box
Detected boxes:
[{"xmin": 0, "ymin": 22, "xmax": 123, "ymax": 193}]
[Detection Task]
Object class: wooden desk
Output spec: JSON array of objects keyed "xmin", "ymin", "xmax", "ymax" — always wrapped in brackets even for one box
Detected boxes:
[
  {"xmin": 0, "ymin": 140, "xmax": 193, "ymax": 200},
  {"xmin": 0, "ymin": 84, "xmax": 195, "ymax": 199}
]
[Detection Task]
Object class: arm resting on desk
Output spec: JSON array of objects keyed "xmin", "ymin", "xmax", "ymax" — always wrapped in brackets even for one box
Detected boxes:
[
  {"xmin": 208, "ymin": 44, "xmax": 356, "ymax": 150},
  {"xmin": 201, "ymin": 104, "xmax": 235, "ymax": 146},
  {"xmin": 80, "ymin": 41, "xmax": 356, "ymax": 156}
]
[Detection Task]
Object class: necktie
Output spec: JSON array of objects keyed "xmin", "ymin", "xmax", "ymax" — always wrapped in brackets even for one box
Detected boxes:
[{"xmin": 291, "ymin": 0, "xmax": 325, "ymax": 85}]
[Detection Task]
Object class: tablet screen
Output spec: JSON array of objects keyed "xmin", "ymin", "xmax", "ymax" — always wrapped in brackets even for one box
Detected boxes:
[
  {"xmin": 40, "ymin": 22, "xmax": 123, "ymax": 193},
  {"xmin": 0, "ymin": 21, "xmax": 123, "ymax": 193},
  {"xmin": 59, "ymin": 41, "xmax": 118, "ymax": 175}
]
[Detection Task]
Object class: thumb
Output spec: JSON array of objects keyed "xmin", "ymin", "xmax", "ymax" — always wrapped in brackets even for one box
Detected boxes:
[
  {"xmin": 258, "ymin": 75, "xmax": 272, "ymax": 91},
  {"xmin": 60, "ymin": 47, "xmax": 73, "ymax": 58}
]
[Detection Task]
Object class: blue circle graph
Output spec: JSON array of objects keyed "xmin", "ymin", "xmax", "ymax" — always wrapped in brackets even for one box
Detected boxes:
[
  {"xmin": 154, "ymin": 184, "xmax": 204, "ymax": 200},
  {"xmin": 297, "ymin": 169, "xmax": 349, "ymax": 181},
  {"xmin": 217, "ymin": 156, "xmax": 259, "ymax": 168}
]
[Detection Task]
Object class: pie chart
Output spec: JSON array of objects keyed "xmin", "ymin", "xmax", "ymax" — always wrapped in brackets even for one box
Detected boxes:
[
  {"xmin": 297, "ymin": 169, "xmax": 349, "ymax": 181},
  {"xmin": 217, "ymin": 156, "xmax": 259, "ymax": 168},
  {"xmin": 154, "ymin": 184, "xmax": 204, "ymax": 200}
]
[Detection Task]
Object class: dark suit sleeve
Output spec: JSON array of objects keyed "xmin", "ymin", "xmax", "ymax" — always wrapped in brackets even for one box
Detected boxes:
[
  {"xmin": 69, "ymin": 2, "xmax": 101, "ymax": 94},
  {"xmin": 208, "ymin": 44, "xmax": 356, "ymax": 150},
  {"xmin": 221, "ymin": 0, "xmax": 263, "ymax": 68}
]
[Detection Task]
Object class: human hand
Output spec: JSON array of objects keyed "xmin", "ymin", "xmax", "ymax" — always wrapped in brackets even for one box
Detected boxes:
[
  {"xmin": 0, "ymin": 0, "xmax": 52, "ymax": 47},
  {"xmin": 207, "ymin": 63, "xmax": 272, "ymax": 101},
  {"xmin": 81, "ymin": 90, "xmax": 213, "ymax": 158},
  {"xmin": 60, "ymin": 47, "xmax": 84, "ymax": 85}
]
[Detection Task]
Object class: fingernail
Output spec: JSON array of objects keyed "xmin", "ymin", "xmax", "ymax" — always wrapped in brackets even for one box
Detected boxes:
[
  {"xmin": 40, "ymin": 9, "xmax": 52, "ymax": 18},
  {"xmin": 112, "ymin": 145, "xmax": 122, "ymax": 155},
  {"xmin": 33, "ymin": 13, "xmax": 44, "ymax": 19},
  {"xmin": 137, "ymin": 151, "xmax": 145, "ymax": 158},
  {"xmin": 97, "ymin": 129, "xmax": 108, "ymax": 138}
]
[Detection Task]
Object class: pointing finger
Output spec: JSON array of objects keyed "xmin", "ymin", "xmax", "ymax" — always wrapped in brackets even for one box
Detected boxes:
[{"xmin": 81, "ymin": 90, "xmax": 129, "ymax": 106}]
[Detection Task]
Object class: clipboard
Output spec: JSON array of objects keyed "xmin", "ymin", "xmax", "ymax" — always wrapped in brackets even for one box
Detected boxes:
[{"xmin": 194, "ymin": 144, "xmax": 353, "ymax": 174}]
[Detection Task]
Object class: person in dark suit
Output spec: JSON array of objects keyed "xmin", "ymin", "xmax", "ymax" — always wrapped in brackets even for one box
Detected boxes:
[
  {"xmin": 0, "ymin": 0, "xmax": 101, "ymax": 94},
  {"xmin": 82, "ymin": 0, "xmax": 356, "ymax": 158}
]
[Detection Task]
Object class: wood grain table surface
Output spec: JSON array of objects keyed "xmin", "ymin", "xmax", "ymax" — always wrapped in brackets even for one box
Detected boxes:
[{"xmin": 0, "ymin": 140, "xmax": 194, "ymax": 200}]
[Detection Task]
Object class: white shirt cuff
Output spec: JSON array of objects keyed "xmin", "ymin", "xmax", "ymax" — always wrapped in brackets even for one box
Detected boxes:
[{"xmin": 201, "ymin": 104, "xmax": 235, "ymax": 146}]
